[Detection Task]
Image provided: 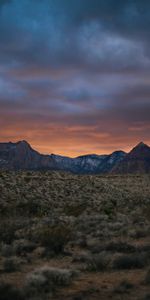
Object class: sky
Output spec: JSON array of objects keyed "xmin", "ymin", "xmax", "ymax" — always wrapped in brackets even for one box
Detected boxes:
[{"xmin": 0, "ymin": 0, "xmax": 150, "ymax": 156}]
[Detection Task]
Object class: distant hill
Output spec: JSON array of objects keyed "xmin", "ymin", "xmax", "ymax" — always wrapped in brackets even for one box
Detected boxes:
[{"xmin": 0, "ymin": 140, "xmax": 150, "ymax": 174}]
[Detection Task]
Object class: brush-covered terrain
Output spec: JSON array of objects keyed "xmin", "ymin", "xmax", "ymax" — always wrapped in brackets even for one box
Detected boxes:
[{"xmin": 0, "ymin": 171, "xmax": 150, "ymax": 300}]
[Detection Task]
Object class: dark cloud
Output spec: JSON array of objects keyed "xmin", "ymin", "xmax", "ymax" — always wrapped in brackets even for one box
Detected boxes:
[
  {"xmin": 0, "ymin": 0, "xmax": 150, "ymax": 155},
  {"xmin": 0, "ymin": 0, "xmax": 150, "ymax": 69}
]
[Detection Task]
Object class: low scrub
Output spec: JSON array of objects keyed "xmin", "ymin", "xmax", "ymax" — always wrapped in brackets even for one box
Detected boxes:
[
  {"xmin": 113, "ymin": 280, "xmax": 134, "ymax": 294},
  {"xmin": 105, "ymin": 241, "xmax": 136, "ymax": 253},
  {"xmin": 24, "ymin": 266, "xmax": 77, "ymax": 297},
  {"xmin": 113, "ymin": 254, "xmax": 147, "ymax": 270},
  {"xmin": 86, "ymin": 252, "xmax": 110, "ymax": 272}
]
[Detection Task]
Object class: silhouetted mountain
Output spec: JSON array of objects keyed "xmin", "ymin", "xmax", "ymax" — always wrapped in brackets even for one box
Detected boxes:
[
  {"xmin": 112, "ymin": 142, "xmax": 150, "ymax": 174},
  {"xmin": 0, "ymin": 141, "xmax": 55, "ymax": 170},
  {"xmin": 0, "ymin": 140, "xmax": 150, "ymax": 174}
]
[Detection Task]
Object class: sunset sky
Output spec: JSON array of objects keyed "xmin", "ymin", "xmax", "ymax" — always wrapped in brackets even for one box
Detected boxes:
[{"xmin": 0, "ymin": 0, "xmax": 150, "ymax": 156}]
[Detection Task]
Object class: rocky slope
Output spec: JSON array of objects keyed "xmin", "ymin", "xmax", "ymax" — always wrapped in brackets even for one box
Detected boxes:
[
  {"xmin": 112, "ymin": 142, "xmax": 150, "ymax": 174},
  {"xmin": 0, "ymin": 141, "xmax": 55, "ymax": 170}
]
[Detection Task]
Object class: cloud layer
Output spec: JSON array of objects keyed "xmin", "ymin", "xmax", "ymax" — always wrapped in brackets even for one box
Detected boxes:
[{"xmin": 0, "ymin": 0, "xmax": 150, "ymax": 156}]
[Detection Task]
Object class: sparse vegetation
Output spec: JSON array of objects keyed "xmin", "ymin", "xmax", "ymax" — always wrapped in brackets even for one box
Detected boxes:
[
  {"xmin": 24, "ymin": 266, "xmax": 77, "ymax": 297},
  {"xmin": 0, "ymin": 171, "xmax": 150, "ymax": 300}
]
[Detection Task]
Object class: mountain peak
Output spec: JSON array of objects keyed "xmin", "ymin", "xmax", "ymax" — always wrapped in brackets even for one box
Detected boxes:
[
  {"xmin": 16, "ymin": 140, "xmax": 33, "ymax": 149},
  {"xmin": 129, "ymin": 142, "xmax": 150, "ymax": 158},
  {"xmin": 136, "ymin": 141, "xmax": 148, "ymax": 147},
  {"xmin": 112, "ymin": 141, "xmax": 150, "ymax": 174},
  {"xmin": 17, "ymin": 140, "xmax": 30, "ymax": 146},
  {"xmin": 133, "ymin": 141, "xmax": 150, "ymax": 151}
]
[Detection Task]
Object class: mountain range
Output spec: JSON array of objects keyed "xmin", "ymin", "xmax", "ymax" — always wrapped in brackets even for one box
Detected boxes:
[{"xmin": 0, "ymin": 140, "xmax": 150, "ymax": 174}]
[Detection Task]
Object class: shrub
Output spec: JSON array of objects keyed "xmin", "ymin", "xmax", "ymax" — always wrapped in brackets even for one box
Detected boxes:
[
  {"xmin": 13, "ymin": 239, "xmax": 36, "ymax": 256},
  {"xmin": 113, "ymin": 280, "xmax": 134, "ymax": 294},
  {"xmin": 145, "ymin": 269, "xmax": 150, "ymax": 284},
  {"xmin": 103, "ymin": 207, "xmax": 113, "ymax": 217},
  {"xmin": 0, "ymin": 281, "xmax": 24, "ymax": 300},
  {"xmin": 38, "ymin": 225, "xmax": 72, "ymax": 254},
  {"xmin": 144, "ymin": 294, "xmax": 150, "ymax": 300},
  {"xmin": 105, "ymin": 241, "xmax": 136, "ymax": 253},
  {"xmin": 86, "ymin": 252, "xmax": 110, "ymax": 272},
  {"xmin": 73, "ymin": 251, "xmax": 92, "ymax": 263},
  {"xmin": 64, "ymin": 203, "xmax": 86, "ymax": 217},
  {"xmin": 3, "ymin": 257, "xmax": 21, "ymax": 273},
  {"xmin": 16, "ymin": 198, "xmax": 43, "ymax": 217},
  {"xmin": 113, "ymin": 254, "xmax": 146, "ymax": 270},
  {"xmin": 143, "ymin": 204, "xmax": 150, "ymax": 221},
  {"xmin": 0, "ymin": 220, "xmax": 18, "ymax": 244},
  {"xmin": 131, "ymin": 228, "xmax": 149, "ymax": 239},
  {"xmin": 24, "ymin": 272, "xmax": 48, "ymax": 297},
  {"xmin": 86, "ymin": 239, "xmax": 105, "ymax": 254},
  {"xmin": 1, "ymin": 244, "xmax": 14, "ymax": 257},
  {"xmin": 24, "ymin": 266, "xmax": 77, "ymax": 297}
]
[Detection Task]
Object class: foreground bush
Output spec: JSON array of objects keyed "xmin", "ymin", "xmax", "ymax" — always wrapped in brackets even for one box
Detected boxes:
[
  {"xmin": 1, "ymin": 243, "xmax": 14, "ymax": 257},
  {"xmin": 105, "ymin": 241, "xmax": 136, "ymax": 253},
  {"xmin": 24, "ymin": 266, "xmax": 77, "ymax": 297},
  {"xmin": 38, "ymin": 225, "xmax": 72, "ymax": 254},
  {"xmin": 0, "ymin": 220, "xmax": 18, "ymax": 244},
  {"xmin": 0, "ymin": 281, "xmax": 23, "ymax": 300},
  {"xmin": 13, "ymin": 239, "xmax": 36, "ymax": 256},
  {"xmin": 144, "ymin": 294, "xmax": 150, "ymax": 300},
  {"xmin": 113, "ymin": 280, "xmax": 134, "ymax": 294},
  {"xmin": 86, "ymin": 252, "xmax": 110, "ymax": 272},
  {"xmin": 3, "ymin": 257, "xmax": 21, "ymax": 273},
  {"xmin": 145, "ymin": 269, "xmax": 150, "ymax": 284},
  {"xmin": 113, "ymin": 254, "xmax": 146, "ymax": 270}
]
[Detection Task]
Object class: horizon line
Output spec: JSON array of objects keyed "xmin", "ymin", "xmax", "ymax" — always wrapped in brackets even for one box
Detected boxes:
[{"xmin": 0, "ymin": 139, "xmax": 149, "ymax": 159}]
